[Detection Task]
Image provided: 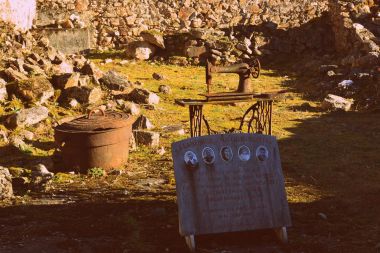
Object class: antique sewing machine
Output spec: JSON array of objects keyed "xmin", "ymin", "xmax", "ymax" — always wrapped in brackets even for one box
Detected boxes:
[
  {"xmin": 175, "ymin": 56, "xmax": 286, "ymax": 137},
  {"xmin": 203, "ymin": 58, "xmax": 261, "ymax": 101}
]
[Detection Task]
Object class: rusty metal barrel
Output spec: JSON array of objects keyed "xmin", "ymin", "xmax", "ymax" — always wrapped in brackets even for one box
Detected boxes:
[{"xmin": 54, "ymin": 109, "xmax": 135, "ymax": 172}]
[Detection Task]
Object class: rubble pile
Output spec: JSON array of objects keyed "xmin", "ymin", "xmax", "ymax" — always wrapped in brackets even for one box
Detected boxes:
[
  {"xmin": 292, "ymin": 0, "xmax": 380, "ymax": 109},
  {"xmin": 0, "ymin": 20, "xmax": 162, "ymax": 184}
]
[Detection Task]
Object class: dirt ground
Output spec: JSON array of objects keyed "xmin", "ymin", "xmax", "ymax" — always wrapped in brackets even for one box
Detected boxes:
[{"xmin": 0, "ymin": 58, "xmax": 379, "ymax": 253}]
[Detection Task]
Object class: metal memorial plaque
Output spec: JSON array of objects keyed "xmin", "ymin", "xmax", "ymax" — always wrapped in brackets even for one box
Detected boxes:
[{"xmin": 172, "ymin": 133, "xmax": 291, "ymax": 236}]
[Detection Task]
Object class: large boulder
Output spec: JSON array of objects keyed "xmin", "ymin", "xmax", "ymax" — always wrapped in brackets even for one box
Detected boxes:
[
  {"xmin": 100, "ymin": 71, "xmax": 131, "ymax": 91},
  {"xmin": 8, "ymin": 76, "xmax": 54, "ymax": 104},
  {"xmin": 6, "ymin": 106, "xmax": 49, "ymax": 128},
  {"xmin": 126, "ymin": 41, "xmax": 156, "ymax": 60},
  {"xmin": 321, "ymin": 94, "xmax": 354, "ymax": 112},
  {"xmin": 0, "ymin": 167, "xmax": 13, "ymax": 200},
  {"xmin": 140, "ymin": 30, "xmax": 165, "ymax": 49}
]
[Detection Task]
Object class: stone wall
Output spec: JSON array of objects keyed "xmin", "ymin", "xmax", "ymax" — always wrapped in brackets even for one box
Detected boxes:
[
  {"xmin": 0, "ymin": 0, "xmax": 36, "ymax": 31},
  {"xmin": 36, "ymin": 0, "xmax": 329, "ymax": 48}
]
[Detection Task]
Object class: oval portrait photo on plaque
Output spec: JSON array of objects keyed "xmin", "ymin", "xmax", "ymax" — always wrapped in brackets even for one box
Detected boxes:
[
  {"xmin": 202, "ymin": 147, "xmax": 216, "ymax": 165},
  {"xmin": 220, "ymin": 146, "xmax": 233, "ymax": 162},
  {"xmin": 238, "ymin": 145, "xmax": 251, "ymax": 161},
  {"xmin": 184, "ymin": 151, "xmax": 199, "ymax": 169},
  {"xmin": 256, "ymin": 145, "xmax": 269, "ymax": 162}
]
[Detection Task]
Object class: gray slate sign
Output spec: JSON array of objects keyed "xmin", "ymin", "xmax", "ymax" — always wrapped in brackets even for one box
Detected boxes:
[{"xmin": 172, "ymin": 133, "xmax": 291, "ymax": 236}]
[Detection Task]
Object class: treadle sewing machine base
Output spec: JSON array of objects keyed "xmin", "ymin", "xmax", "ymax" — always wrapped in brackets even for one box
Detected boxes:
[{"xmin": 175, "ymin": 90, "xmax": 286, "ymax": 137}]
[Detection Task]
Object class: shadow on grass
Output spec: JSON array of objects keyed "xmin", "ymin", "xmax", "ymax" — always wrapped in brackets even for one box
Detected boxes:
[{"xmin": 277, "ymin": 110, "xmax": 380, "ymax": 252}]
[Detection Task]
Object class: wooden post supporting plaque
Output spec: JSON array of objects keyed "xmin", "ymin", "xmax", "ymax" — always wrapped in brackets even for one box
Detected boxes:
[{"xmin": 172, "ymin": 133, "xmax": 291, "ymax": 251}]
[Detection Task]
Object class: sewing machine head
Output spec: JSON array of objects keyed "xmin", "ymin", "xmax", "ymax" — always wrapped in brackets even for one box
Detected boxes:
[{"xmin": 206, "ymin": 57, "xmax": 260, "ymax": 94}]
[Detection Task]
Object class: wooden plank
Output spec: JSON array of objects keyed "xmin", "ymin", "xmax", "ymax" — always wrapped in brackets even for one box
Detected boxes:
[{"xmin": 171, "ymin": 133, "xmax": 292, "ymax": 236}]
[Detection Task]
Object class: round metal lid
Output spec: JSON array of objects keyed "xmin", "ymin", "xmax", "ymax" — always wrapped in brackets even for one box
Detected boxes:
[{"xmin": 56, "ymin": 109, "xmax": 133, "ymax": 132}]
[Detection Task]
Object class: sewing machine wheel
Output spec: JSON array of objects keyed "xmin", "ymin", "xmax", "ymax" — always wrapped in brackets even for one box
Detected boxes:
[{"xmin": 250, "ymin": 58, "xmax": 261, "ymax": 78}]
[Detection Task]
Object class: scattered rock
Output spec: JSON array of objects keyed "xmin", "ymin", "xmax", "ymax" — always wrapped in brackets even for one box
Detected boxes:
[
  {"xmin": 3, "ymin": 68, "xmax": 28, "ymax": 82},
  {"xmin": 32, "ymin": 164, "xmax": 54, "ymax": 179},
  {"xmin": 68, "ymin": 98, "xmax": 79, "ymax": 108},
  {"xmin": 338, "ymin": 80, "xmax": 354, "ymax": 89},
  {"xmin": 80, "ymin": 61, "xmax": 104, "ymax": 80},
  {"xmin": 8, "ymin": 76, "xmax": 54, "ymax": 105},
  {"xmin": 185, "ymin": 46, "xmax": 207, "ymax": 58},
  {"xmin": 123, "ymin": 101, "xmax": 141, "ymax": 116},
  {"xmin": 161, "ymin": 125, "xmax": 185, "ymax": 135},
  {"xmin": 321, "ymin": 94, "xmax": 354, "ymax": 112},
  {"xmin": 6, "ymin": 106, "xmax": 49, "ymax": 128},
  {"xmin": 53, "ymin": 60, "xmax": 74, "ymax": 75},
  {"xmin": 129, "ymin": 133, "xmax": 137, "ymax": 151},
  {"xmin": 104, "ymin": 58, "xmax": 113, "ymax": 64},
  {"xmin": 19, "ymin": 130, "xmax": 34, "ymax": 141},
  {"xmin": 140, "ymin": 30, "xmax": 165, "ymax": 49},
  {"xmin": 0, "ymin": 167, "xmax": 13, "ymax": 200},
  {"xmin": 128, "ymin": 88, "xmax": 160, "ymax": 105},
  {"xmin": 133, "ymin": 115, "xmax": 155, "ymax": 130},
  {"xmin": 318, "ymin": 212, "xmax": 328, "ymax": 220},
  {"xmin": 158, "ymin": 84, "xmax": 171, "ymax": 94},
  {"xmin": 126, "ymin": 41, "xmax": 157, "ymax": 60},
  {"xmin": 152, "ymin": 72, "xmax": 165, "ymax": 80},
  {"xmin": 0, "ymin": 78, "xmax": 7, "ymax": 102},
  {"xmin": 51, "ymin": 73, "xmax": 80, "ymax": 90},
  {"xmin": 0, "ymin": 129, "xmax": 8, "ymax": 143},
  {"xmin": 133, "ymin": 130, "xmax": 160, "ymax": 148},
  {"xmin": 155, "ymin": 146, "xmax": 166, "ymax": 156},
  {"xmin": 60, "ymin": 86, "xmax": 103, "ymax": 105},
  {"xmin": 100, "ymin": 70, "xmax": 131, "ymax": 91}
]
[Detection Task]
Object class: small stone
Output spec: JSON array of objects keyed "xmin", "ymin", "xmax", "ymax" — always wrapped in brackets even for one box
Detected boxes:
[
  {"xmin": 327, "ymin": 70, "xmax": 336, "ymax": 77},
  {"xmin": 6, "ymin": 106, "xmax": 49, "ymax": 128},
  {"xmin": 0, "ymin": 78, "xmax": 8, "ymax": 102},
  {"xmin": 129, "ymin": 133, "xmax": 137, "ymax": 151},
  {"xmin": 128, "ymin": 88, "xmax": 160, "ymax": 105},
  {"xmin": 9, "ymin": 76, "xmax": 54, "ymax": 105},
  {"xmin": 185, "ymin": 45, "xmax": 207, "ymax": 58},
  {"xmin": 133, "ymin": 130, "xmax": 160, "ymax": 147},
  {"xmin": 32, "ymin": 164, "xmax": 54, "ymax": 179},
  {"xmin": 210, "ymin": 49, "xmax": 223, "ymax": 56},
  {"xmin": 318, "ymin": 212, "xmax": 328, "ymax": 220},
  {"xmin": 9, "ymin": 135, "xmax": 27, "ymax": 149},
  {"xmin": 60, "ymin": 19, "xmax": 75, "ymax": 29},
  {"xmin": 152, "ymin": 72, "xmax": 165, "ymax": 80},
  {"xmin": 161, "ymin": 125, "xmax": 185, "ymax": 135},
  {"xmin": 68, "ymin": 98, "xmax": 79, "ymax": 108},
  {"xmin": 0, "ymin": 167, "xmax": 13, "ymax": 199},
  {"xmin": 133, "ymin": 115, "xmax": 155, "ymax": 130},
  {"xmin": 123, "ymin": 101, "xmax": 141, "ymax": 116},
  {"xmin": 158, "ymin": 85, "xmax": 171, "ymax": 94},
  {"xmin": 321, "ymin": 94, "xmax": 354, "ymax": 112},
  {"xmin": 0, "ymin": 130, "xmax": 8, "ymax": 143},
  {"xmin": 19, "ymin": 130, "xmax": 34, "ymax": 141},
  {"xmin": 126, "ymin": 41, "xmax": 157, "ymax": 60},
  {"xmin": 156, "ymin": 146, "xmax": 166, "ymax": 155},
  {"xmin": 100, "ymin": 71, "xmax": 131, "ymax": 91},
  {"xmin": 104, "ymin": 58, "xmax": 113, "ymax": 64},
  {"xmin": 118, "ymin": 60, "xmax": 129, "ymax": 66},
  {"xmin": 338, "ymin": 80, "xmax": 354, "ymax": 89}
]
